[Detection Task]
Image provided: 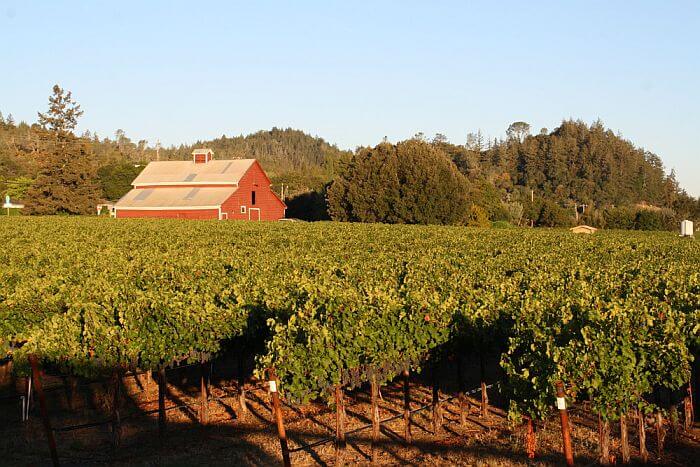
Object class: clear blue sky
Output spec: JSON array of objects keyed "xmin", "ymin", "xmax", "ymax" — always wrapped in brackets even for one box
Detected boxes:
[{"xmin": 2, "ymin": 0, "xmax": 699, "ymax": 196}]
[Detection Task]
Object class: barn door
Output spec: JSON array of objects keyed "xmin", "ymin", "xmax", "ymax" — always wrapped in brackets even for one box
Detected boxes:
[{"xmin": 248, "ymin": 208, "xmax": 261, "ymax": 221}]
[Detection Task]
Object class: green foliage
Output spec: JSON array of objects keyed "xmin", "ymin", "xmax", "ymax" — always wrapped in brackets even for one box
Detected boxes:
[
  {"xmin": 466, "ymin": 205, "xmax": 491, "ymax": 227},
  {"xmin": 491, "ymin": 220, "xmax": 514, "ymax": 229},
  {"xmin": 97, "ymin": 161, "xmax": 144, "ymax": 201},
  {"xmin": 501, "ymin": 239, "xmax": 697, "ymax": 424},
  {"xmin": 3, "ymin": 98, "xmax": 699, "ymax": 227},
  {"xmin": 0, "ymin": 218, "xmax": 696, "ymax": 421},
  {"xmin": 23, "ymin": 136, "xmax": 102, "ymax": 215},
  {"xmin": 596, "ymin": 205, "xmax": 679, "ymax": 231},
  {"xmin": 37, "ymin": 84, "xmax": 83, "ymax": 135},
  {"xmin": 536, "ymin": 200, "xmax": 573, "ymax": 227},
  {"xmin": 506, "ymin": 121, "xmax": 531, "ymax": 142},
  {"xmin": 162, "ymin": 128, "xmax": 350, "ymax": 196},
  {"xmin": 468, "ymin": 180, "xmax": 508, "ymax": 221},
  {"xmin": 503, "ymin": 201, "xmax": 524, "ymax": 225},
  {"xmin": 602, "ymin": 206, "xmax": 636, "ymax": 229},
  {"xmin": 0, "ymin": 118, "xmax": 349, "ymax": 207},
  {"xmin": 285, "ymin": 188, "xmax": 330, "ymax": 221},
  {"xmin": 634, "ymin": 208, "xmax": 676, "ymax": 231},
  {"xmin": 1, "ymin": 176, "xmax": 34, "ymax": 201},
  {"xmin": 327, "ymin": 140, "xmax": 471, "ymax": 225}
]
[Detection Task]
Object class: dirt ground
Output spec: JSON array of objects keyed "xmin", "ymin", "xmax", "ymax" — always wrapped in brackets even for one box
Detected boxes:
[{"xmin": 0, "ymin": 360, "xmax": 698, "ymax": 466}]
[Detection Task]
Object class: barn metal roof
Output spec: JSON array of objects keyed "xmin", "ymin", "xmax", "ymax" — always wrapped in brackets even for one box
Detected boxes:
[
  {"xmin": 115, "ymin": 186, "xmax": 238, "ymax": 209},
  {"xmin": 131, "ymin": 159, "xmax": 256, "ymax": 186}
]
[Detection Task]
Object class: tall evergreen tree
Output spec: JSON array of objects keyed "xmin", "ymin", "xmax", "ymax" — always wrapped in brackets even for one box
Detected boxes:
[
  {"xmin": 327, "ymin": 140, "xmax": 470, "ymax": 225},
  {"xmin": 37, "ymin": 84, "xmax": 83, "ymax": 135},
  {"xmin": 24, "ymin": 136, "xmax": 101, "ymax": 215},
  {"xmin": 25, "ymin": 86, "xmax": 101, "ymax": 214}
]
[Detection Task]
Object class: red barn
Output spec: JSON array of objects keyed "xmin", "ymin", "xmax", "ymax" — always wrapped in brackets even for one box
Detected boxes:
[{"xmin": 114, "ymin": 149, "xmax": 286, "ymax": 220}]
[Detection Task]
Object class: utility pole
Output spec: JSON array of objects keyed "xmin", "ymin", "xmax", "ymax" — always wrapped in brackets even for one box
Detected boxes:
[{"xmin": 155, "ymin": 140, "xmax": 161, "ymax": 162}]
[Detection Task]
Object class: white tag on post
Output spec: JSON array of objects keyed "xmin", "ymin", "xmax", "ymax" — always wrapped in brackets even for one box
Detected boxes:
[
  {"xmin": 556, "ymin": 397, "xmax": 566, "ymax": 410},
  {"xmin": 269, "ymin": 380, "xmax": 277, "ymax": 393}
]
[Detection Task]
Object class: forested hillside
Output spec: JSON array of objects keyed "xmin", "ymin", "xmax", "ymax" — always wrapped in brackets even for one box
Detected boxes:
[
  {"xmin": 459, "ymin": 120, "xmax": 688, "ymax": 208},
  {"xmin": 328, "ymin": 122, "xmax": 700, "ymax": 227},
  {"xmin": 158, "ymin": 129, "xmax": 348, "ymax": 189},
  {"xmin": 0, "ymin": 113, "xmax": 349, "ymax": 206},
  {"xmin": 1, "ymin": 87, "xmax": 698, "ymax": 226}
]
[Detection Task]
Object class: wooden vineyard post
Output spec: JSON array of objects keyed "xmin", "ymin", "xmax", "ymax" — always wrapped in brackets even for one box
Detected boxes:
[
  {"xmin": 111, "ymin": 370, "xmax": 122, "ymax": 450},
  {"xmin": 655, "ymin": 411, "xmax": 665, "ymax": 458},
  {"xmin": 370, "ymin": 376, "xmax": 380, "ymax": 462},
  {"xmin": 68, "ymin": 376, "xmax": 79, "ymax": 411},
  {"xmin": 620, "ymin": 413, "xmax": 630, "ymax": 464},
  {"xmin": 670, "ymin": 406, "xmax": 680, "ymax": 442},
  {"xmin": 638, "ymin": 410, "xmax": 648, "ymax": 463},
  {"xmin": 684, "ymin": 383, "xmax": 694, "ymax": 430},
  {"xmin": 431, "ymin": 371, "xmax": 443, "ymax": 435},
  {"xmin": 479, "ymin": 352, "xmax": 489, "ymax": 419},
  {"xmin": 525, "ymin": 417, "xmax": 536, "ymax": 459},
  {"xmin": 28, "ymin": 354, "xmax": 59, "ymax": 467},
  {"xmin": 239, "ymin": 381, "xmax": 248, "ymax": 417},
  {"xmin": 402, "ymin": 370, "xmax": 411, "ymax": 444},
  {"xmin": 555, "ymin": 382, "xmax": 574, "ymax": 466},
  {"xmin": 335, "ymin": 385, "xmax": 346, "ymax": 466},
  {"xmin": 457, "ymin": 354, "xmax": 467, "ymax": 427},
  {"xmin": 158, "ymin": 367, "xmax": 167, "ymax": 445},
  {"xmin": 145, "ymin": 370, "xmax": 153, "ymax": 399},
  {"xmin": 599, "ymin": 418, "xmax": 611, "ymax": 466},
  {"xmin": 694, "ymin": 358, "xmax": 699, "ymax": 417},
  {"xmin": 23, "ymin": 374, "xmax": 33, "ymax": 422},
  {"xmin": 238, "ymin": 354, "xmax": 248, "ymax": 417},
  {"xmin": 267, "ymin": 369, "xmax": 291, "ymax": 467},
  {"xmin": 200, "ymin": 359, "xmax": 209, "ymax": 425}
]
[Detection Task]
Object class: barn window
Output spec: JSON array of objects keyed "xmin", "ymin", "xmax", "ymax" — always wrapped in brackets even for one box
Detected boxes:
[
  {"xmin": 240, "ymin": 206, "xmax": 246, "ymax": 214},
  {"xmin": 251, "ymin": 191, "xmax": 256, "ymax": 205}
]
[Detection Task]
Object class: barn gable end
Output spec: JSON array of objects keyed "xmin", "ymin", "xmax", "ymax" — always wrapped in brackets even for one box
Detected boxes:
[{"xmin": 219, "ymin": 160, "xmax": 286, "ymax": 221}]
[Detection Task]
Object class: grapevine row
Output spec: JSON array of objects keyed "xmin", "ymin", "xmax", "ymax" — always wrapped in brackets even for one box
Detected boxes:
[{"xmin": 0, "ymin": 217, "xmax": 697, "ymax": 461}]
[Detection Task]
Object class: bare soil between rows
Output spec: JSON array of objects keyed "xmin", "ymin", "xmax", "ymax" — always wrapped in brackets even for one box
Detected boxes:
[{"xmin": 1, "ymin": 359, "xmax": 698, "ymax": 466}]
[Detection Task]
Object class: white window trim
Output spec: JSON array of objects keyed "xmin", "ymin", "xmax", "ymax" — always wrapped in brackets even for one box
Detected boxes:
[{"xmin": 240, "ymin": 206, "xmax": 246, "ymax": 214}]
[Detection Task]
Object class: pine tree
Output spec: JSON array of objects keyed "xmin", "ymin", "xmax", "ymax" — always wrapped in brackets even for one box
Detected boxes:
[
  {"xmin": 25, "ymin": 85, "xmax": 100, "ymax": 214},
  {"xmin": 24, "ymin": 136, "xmax": 101, "ymax": 215},
  {"xmin": 37, "ymin": 84, "xmax": 83, "ymax": 135}
]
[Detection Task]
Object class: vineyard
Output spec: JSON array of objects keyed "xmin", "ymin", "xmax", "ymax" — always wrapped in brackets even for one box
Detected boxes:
[{"xmin": 0, "ymin": 217, "xmax": 698, "ymax": 465}]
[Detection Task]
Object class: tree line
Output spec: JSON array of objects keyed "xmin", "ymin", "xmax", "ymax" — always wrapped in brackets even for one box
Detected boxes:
[
  {"xmin": 0, "ymin": 86, "xmax": 348, "ymax": 214},
  {"xmin": 1, "ymin": 85, "xmax": 698, "ymax": 228},
  {"xmin": 323, "ymin": 122, "xmax": 699, "ymax": 229}
]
